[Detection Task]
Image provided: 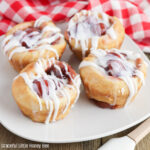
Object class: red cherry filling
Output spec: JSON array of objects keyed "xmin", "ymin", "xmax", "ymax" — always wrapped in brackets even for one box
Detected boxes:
[
  {"xmin": 33, "ymin": 62, "xmax": 76, "ymax": 98},
  {"xmin": 108, "ymin": 52, "xmax": 121, "ymax": 58},
  {"xmin": 102, "ymin": 51, "xmax": 138, "ymax": 78},
  {"xmin": 93, "ymin": 100, "xmax": 118, "ymax": 109},
  {"xmin": 22, "ymin": 41, "xmax": 29, "ymax": 48},
  {"xmin": 120, "ymin": 53, "xmax": 127, "ymax": 58},
  {"xmin": 15, "ymin": 26, "xmax": 61, "ymax": 49},
  {"xmin": 25, "ymin": 27, "xmax": 40, "ymax": 34},
  {"xmin": 68, "ymin": 15, "xmax": 108, "ymax": 38},
  {"xmin": 105, "ymin": 60, "xmax": 126, "ymax": 77},
  {"xmin": 33, "ymin": 79, "xmax": 43, "ymax": 97},
  {"xmin": 21, "ymin": 27, "xmax": 41, "ymax": 48},
  {"xmin": 14, "ymin": 27, "xmax": 41, "ymax": 49},
  {"xmin": 51, "ymin": 37, "xmax": 60, "ymax": 45},
  {"xmin": 33, "ymin": 78, "xmax": 63, "ymax": 97},
  {"xmin": 85, "ymin": 16, "xmax": 108, "ymax": 36},
  {"xmin": 46, "ymin": 62, "xmax": 76, "ymax": 83},
  {"xmin": 103, "ymin": 52, "xmax": 125, "ymax": 77},
  {"xmin": 99, "ymin": 23, "xmax": 107, "ymax": 35}
]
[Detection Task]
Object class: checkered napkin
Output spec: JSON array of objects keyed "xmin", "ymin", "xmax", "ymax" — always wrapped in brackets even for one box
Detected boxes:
[{"xmin": 0, "ymin": 0, "xmax": 150, "ymax": 53}]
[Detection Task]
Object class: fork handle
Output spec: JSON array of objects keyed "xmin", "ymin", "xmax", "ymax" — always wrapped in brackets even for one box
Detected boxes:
[{"xmin": 128, "ymin": 117, "xmax": 150, "ymax": 144}]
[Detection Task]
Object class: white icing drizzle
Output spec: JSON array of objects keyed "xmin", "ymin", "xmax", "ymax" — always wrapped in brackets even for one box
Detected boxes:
[
  {"xmin": 101, "ymin": 12, "xmax": 110, "ymax": 26},
  {"xmin": 2, "ymin": 16, "xmax": 64, "ymax": 60},
  {"xmin": 34, "ymin": 16, "xmax": 51, "ymax": 28},
  {"xmin": 38, "ymin": 33, "xmax": 63, "ymax": 45},
  {"xmin": 79, "ymin": 60, "xmax": 106, "ymax": 74},
  {"xmin": 3, "ymin": 36, "xmax": 21, "ymax": 54},
  {"xmin": 42, "ymin": 26, "xmax": 60, "ymax": 33},
  {"xmin": 107, "ymin": 27, "xmax": 117, "ymax": 40},
  {"xmin": 19, "ymin": 72, "xmax": 42, "ymax": 110},
  {"xmin": 71, "ymin": 75, "xmax": 81, "ymax": 105},
  {"xmin": 79, "ymin": 49, "xmax": 146, "ymax": 107},
  {"xmin": 135, "ymin": 70, "xmax": 145, "ymax": 84},
  {"xmin": 1, "ymin": 35, "xmax": 12, "ymax": 54},
  {"xmin": 37, "ymin": 45, "xmax": 59, "ymax": 59},
  {"xmin": 62, "ymin": 62, "xmax": 81, "ymax": 105},
  {"xmin": 14, "ymin": 59, "xmax": 81, "ymax": 123},
  {"xmin": 91, "ymin": 36, "xmax": 99, "ymax": 51},
  {"xmin": 45, "ymin": 100, "xmax": 53, "ymax": 124},
  {"xmin": 62, "ymin": 88, "xmax": 70, "ymax": 114},
  {"xmin": 67, "ymin": 10, "xmax": 117, "ymax": 58},
  {"xmin": 21, "ymin": 30, "xmax": 41, "ymax": 48}
]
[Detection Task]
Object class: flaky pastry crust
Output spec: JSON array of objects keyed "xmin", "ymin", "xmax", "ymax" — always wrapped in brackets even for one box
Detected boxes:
[
  {"xmin": 12, "ymin": 59, "xmax": 80, "ymax": 123},
  {"xmin": 65, "ymin": 10, "xmax": 125, "ymax": 59},
  {"xmin": 2, "ymin": 18, "xmax": 66, "ymax": 72},
  {"xmin": 79, "ymin": 51, "xmax": 147, "ymax": 108}
]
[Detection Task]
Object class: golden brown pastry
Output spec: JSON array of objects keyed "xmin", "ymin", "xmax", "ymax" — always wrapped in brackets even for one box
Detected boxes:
[
  {"xmin": 65, "ymin": 10, "xmax": 125, "ymax": 59},
  {"xmin": 1, "ymin": 16, "xmax": 66, "ymax": 72},
  {"xmin": 79, "ymin": 49, "xmax": 147, "ymax": 109},
  {"xmin": 12, "ymin": 58, "xmax": 81, "ymax": 123}
]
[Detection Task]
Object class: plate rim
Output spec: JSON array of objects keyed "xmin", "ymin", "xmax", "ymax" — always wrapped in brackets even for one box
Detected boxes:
[{"xmin": 1, "ymin": 112, "xmax": 150, "ymax": 143}]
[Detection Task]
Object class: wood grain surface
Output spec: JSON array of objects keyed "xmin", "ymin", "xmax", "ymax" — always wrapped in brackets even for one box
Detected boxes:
[
  {"xmin": 0, "ymin": 54, "xmax": 150, "ymax": 150},
  {"xmin": 0, "ymin": 123, "xmax": 150, "ymax": 150}
]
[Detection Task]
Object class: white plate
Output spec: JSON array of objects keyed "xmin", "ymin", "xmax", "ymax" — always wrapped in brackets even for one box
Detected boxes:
[{"xmin": 0, "ymin": 23, "xmax": 150, "ymax": 143}]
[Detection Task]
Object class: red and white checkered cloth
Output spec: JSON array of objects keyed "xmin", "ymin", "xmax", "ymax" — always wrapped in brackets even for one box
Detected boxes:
[{"xmin": 0, "ymin": 0, "xmax": 150, "ymax": 53}]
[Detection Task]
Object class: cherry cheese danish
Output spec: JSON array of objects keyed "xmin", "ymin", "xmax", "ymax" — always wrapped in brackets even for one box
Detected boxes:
[
  {"xmin": 65, "ymin": 10, "xmax": 125, "ymax": 59},
  {"xmin": 12, "ymin": 58, "xmax": 81, "ymax": 123},
  {"xmin": 2, "ymin": 16, "xmax": 66, "ymax": 72},
  {"xmin": 79, "ymin": 49, "xmax": 147, "ymax": 108}
]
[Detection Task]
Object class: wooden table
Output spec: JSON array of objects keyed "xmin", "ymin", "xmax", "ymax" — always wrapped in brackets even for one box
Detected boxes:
[
  {"xmin": 1, "ymin": 54, "xmax": 150, "ymax": 150},
  {"xmin": 0, "ymin": 123, "xmax": 150, "ymax": 150}
]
